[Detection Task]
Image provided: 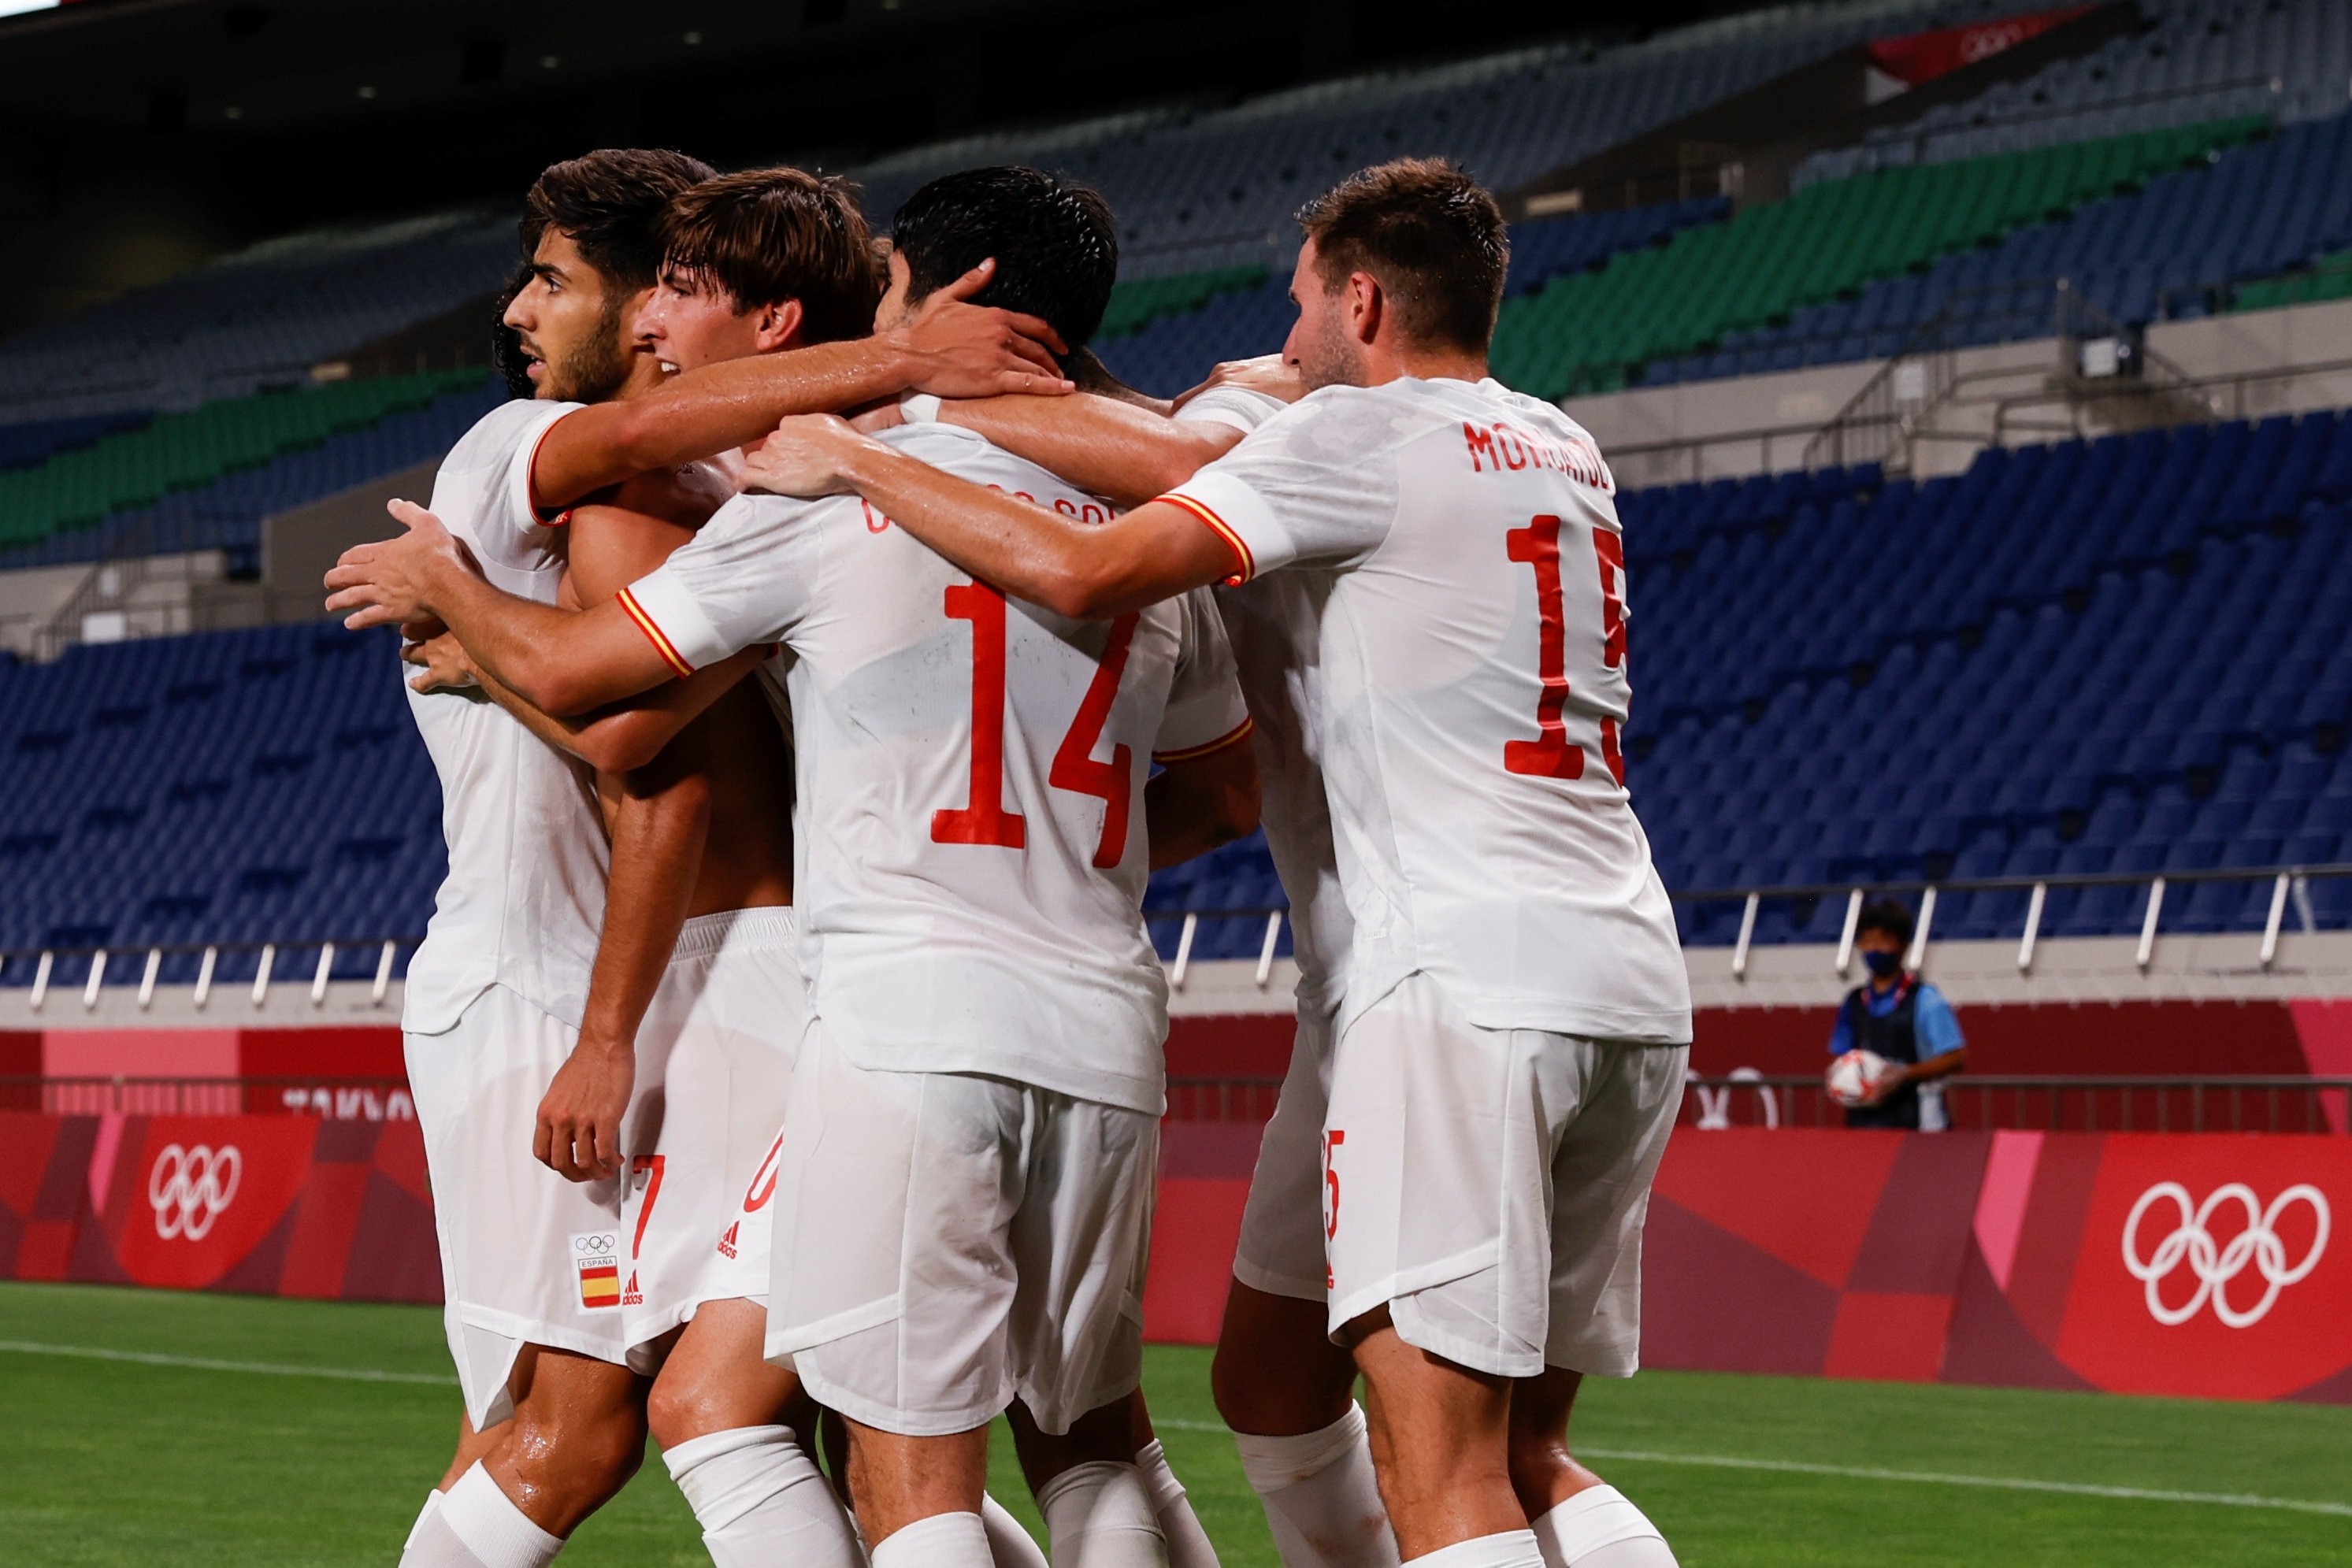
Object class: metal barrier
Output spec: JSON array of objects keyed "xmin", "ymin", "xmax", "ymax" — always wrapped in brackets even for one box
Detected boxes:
[
  {"xmin": 0, "ymin": 1075, "xmax": 414, "ymax": 1118},
  {"xmin": 1682, "ymin": 1073, "xmax": 2352, "ymax": 1135},
  {"xmin": 0, "ymin": 936, "xmax": 416, "ymax": 1010},
  {"xmin": 1682, "ymin": 863, "xmax": 2352, "ymax": 981},
  {"xmin": 6, "ymin": 861, "xmax": 2345, "ymax": 1010}
]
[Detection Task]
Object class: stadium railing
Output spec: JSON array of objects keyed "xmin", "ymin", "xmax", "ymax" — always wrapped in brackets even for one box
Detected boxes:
[
  {"xmin": 1679, "ymin": 1073, "xmax": 2352, "ymax": 1136},
  {"xmin": 5, "ymin": 862, "xmax": 2348, "ymax": 1010}
]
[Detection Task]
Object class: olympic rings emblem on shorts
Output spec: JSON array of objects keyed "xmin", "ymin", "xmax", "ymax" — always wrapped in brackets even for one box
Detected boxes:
[
  {"xmin": 147, "ymin": 1143, "xmax": 243, "ymax": 1242},
  {"xmin": 2121, "ymin": 1181, "xmax": 2330, "ymax": 1329}
]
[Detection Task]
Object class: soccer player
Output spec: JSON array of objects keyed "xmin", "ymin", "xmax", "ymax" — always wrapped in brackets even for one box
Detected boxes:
[
  {"xmin": 394, "ymin": 149, "xmax": 1070, "ymax": 1568},
  {"xmin": 411, "ymin": 165, "xmax": 889, "ymax": 1567},
  {"xmin": 896, "ymin": 365, "xmax": 1398, "ymax": 1566},
  {"xmin": 722, "ymin": 158, "xmax": 1696, "ymax": 1568},
  {"xmin": 336, "ymin": 166, "xmax": 1259, "ymax": 1568}
]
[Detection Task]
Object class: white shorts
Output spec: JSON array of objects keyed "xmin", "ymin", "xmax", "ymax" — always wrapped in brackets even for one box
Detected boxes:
[
  {"xmin": 763, "ymin": 1021, "xmax": 1158, "ymax": 1438},
  {"xmin": 406, "ymin": 984, "xmax": 629, "ymax": 1429},
  {"xmin": 1231, "ymin": 1014, "xmax": 1337, "ymax": 1303},
  {"xmin": 618, "ymin": 907, "xmax": 805, "ymax": 1370},
  {"xmin": 1323, "ymin": 973, "xmax": 1688, "ymax": 1381}
]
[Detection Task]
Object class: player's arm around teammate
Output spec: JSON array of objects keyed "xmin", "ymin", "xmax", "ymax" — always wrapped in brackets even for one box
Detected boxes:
[
  {"xmin": 745, "ymin": 161, "xmax": 1693, "ymax": 1568},
  {"xmin": 522, "ymin": 256, "xmax": 1072, "ymax": 514}
]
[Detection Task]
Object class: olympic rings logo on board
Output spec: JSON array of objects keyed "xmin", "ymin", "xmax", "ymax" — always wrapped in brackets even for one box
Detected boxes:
[
  {"xmin": 2121, "ymin": 1181, "xmax": 2330, "ymax": 1329},
  {"xmin": 147, "ymin": 1144, "xmax": 243, "ymax": 1241}
]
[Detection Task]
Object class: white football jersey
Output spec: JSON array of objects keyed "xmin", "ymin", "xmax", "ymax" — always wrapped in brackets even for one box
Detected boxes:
[
  {"xmin": 1167, "ymin": 376, "xmax": 1690, "ymax": 1045},
  {"xmin": 403, "ymin": 398, "xmax": 610, "ymax": 1035},
  {"xmin": 621, "ymin": 422, "xmax": 1252, "ymax": 1114},
  {"xmin": 1175, "ymin": 390, "xmax": 1353, "ymax": 1026}
]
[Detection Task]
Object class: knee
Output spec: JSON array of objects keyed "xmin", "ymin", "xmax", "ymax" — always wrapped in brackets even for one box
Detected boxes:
[
  {"xmin": 646, "ymin": 1373, "xmax": 724, "ymax": 1451},
  {"xmin": 508, "ymin": 1402, "xmax": 647, "ymax": 1499},
  {"xmin": 1213, "ymin": 1293, "xmax": 1354, "ymax": 1435}
]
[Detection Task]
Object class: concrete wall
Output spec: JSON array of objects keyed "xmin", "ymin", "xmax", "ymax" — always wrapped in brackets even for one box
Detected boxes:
[{"xmin": 1567, "ymin": 296, "xmax": 2352, "ymax": 490}]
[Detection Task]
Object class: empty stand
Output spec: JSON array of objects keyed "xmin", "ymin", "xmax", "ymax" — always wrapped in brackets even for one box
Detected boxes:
[
  {"xmin": 0, "ymin": 371, "xmax": 491, "ymax": 562},
  {"xmin": 851, "ymin": 0, "xmax": 2020, "ymax": 278},
  {"xmin": 1805, "ymin": 0, "xmax": 2352, "ymax": 180},
  {"xmin": 1493, "ymin": 117, "xmax": 2263, "ymax": 397},
  {"xmin": 1668, "ymin": 109, "xmax": 2352, "ymax": 377},
  {"xmin": 0, "ymin": 621, "xmax": 438, "ymax": 988},
  {"xmin": 1096, "ymin": 198, "xmax": 1730, "ymax": 397},
  {"xmin": 0, "ymin": 211, "xmax": 513, "ymax": 423}
]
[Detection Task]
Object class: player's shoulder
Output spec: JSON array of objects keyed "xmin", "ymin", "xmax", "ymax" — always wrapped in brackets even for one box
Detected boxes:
[
  {"xmin": 885, "ymin": 421, "xmax": 1104, "ymax": 514},
  {"xmin": 1175, "ymin": 386, "xmax": 1288, "ymax": 436},
  {"xmin": 443, "ymin": 395, "xmax": 574, "ymax": 472},
  {"xmin": 1221, "ymin": 381, "xmax": 1431, "ymax": 468}
]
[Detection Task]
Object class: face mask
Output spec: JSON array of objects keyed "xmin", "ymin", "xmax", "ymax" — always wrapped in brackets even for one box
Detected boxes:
[{"xmin": 1863, "ymin": 949, "xmax": 1904, "ymax": 979}]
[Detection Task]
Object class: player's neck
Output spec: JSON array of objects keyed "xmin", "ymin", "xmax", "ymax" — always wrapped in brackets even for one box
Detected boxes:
[{"xmin": 1356, "ymin": 342, "xmax": 1489, "ymax": 387}]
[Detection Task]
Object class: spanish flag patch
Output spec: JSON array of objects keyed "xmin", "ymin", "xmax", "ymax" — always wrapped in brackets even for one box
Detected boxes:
[{"xmin": 573, "ymin": 1231, "xmax": 622, "ymax": 1310}]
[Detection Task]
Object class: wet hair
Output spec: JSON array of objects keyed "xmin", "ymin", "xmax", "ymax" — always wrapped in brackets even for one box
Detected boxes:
[
  {"xmin": 1295, "ymin": 157, "xmax": 1508, "ymax": 353},
  {"xmin": 489, "ymin": 262, "xmax": 535, "ymax": 398},
  {"xmin": 1856, "ymin": 898, "xmax": 1916, "ymax": 947},
  {"xmin": 656, "ymin": 165, "xmax": 882, "ymax": 345},
  {"xmin": 891, "ymin": 165, "xmax": 1118, "ymax": 358},
  {"xmin": 519, "ymin": 147, "xmax": 717, "ymax": 295}
]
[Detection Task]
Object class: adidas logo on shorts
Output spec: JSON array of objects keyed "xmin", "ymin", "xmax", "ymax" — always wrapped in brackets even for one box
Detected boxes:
[{"xmin": 716, "ymin": 1221, "xmax": 740, "ymax": 1260}]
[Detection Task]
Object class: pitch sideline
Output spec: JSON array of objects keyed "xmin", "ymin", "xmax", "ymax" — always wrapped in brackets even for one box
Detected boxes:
[
  {"xmin": 7, "ymin": 1339, "xmax": 2346, "ymax": 1520},
  {"xmin": 1150, "ymin": 1421, "xmax": 2352, "ymax": 1519}
]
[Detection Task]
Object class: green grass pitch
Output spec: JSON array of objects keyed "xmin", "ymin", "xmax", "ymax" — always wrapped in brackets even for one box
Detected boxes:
[{"xmin": 2, "ymin": 1281, "xmax": 2348, "ymax": 1564}]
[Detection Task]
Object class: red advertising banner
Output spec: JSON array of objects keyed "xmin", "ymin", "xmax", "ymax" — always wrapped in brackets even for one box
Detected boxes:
[
  {"xmin": 1944, "ymin": 1131, "xmax": 2351, "ymax": 1403},
  {"xmin": 39, "ymin": 1111, "xmax": 440, "ymax": 1303},
  {"xmin": 1866, "ymin": 8, "xmax": 2094, "ymax": 87},
  {"xmin": 6, "ymin": 1108, "xmax": 2346, "ymax": 1404}
]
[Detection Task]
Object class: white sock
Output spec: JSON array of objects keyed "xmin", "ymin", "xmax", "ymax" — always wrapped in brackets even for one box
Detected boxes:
[
  {"xmin": 874, "ymin": 1510, "xmax": 993, "ymax": 1568},
  {"xmin": 1231, "ymin": 1403, "xmax": 1399, "ymax": 1567},
  {"xmin": 1134, "ymin": 1440, "xmax": 1220, "ymax": 1568},
  {"xmin": 433, "ymin": 1462, "xmax": 563, "ymax": 1568},
  {"xmin": 662, "ymin": 1424, "xmax": 863, "ymax": 1568},
  {"xmin": 984, "ymin": 1491, "xmax": 1052, "ymax": 1568},
  {"xmin": 400, "ymin": 1505, "xmax": 488, "ymax": 1567},
  {"xmin": 405, "ymin": 1490, "xmax": 447, "ymax": 1551},
  {"xmin": 1410, "ymin": 1531, "xmax": 1543, "ymax": 1568},
  {"xmin": 1530, "ymin": 1487, "xmax": 1676, "ymax": 1568},
  {"xmin": 1037, "ymin": 1461, "xmax": 1169, "ymax": 1567}
]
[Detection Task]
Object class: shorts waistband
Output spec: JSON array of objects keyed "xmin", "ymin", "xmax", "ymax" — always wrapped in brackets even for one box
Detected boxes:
[{"xmin": 671, "ymin": 906, "xmax": 798, "ymax": 963}]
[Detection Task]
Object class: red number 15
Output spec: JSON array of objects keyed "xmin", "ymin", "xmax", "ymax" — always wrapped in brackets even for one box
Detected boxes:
[{"xmin": 1504, "ymin": 515, "xmax": 1625, "ymax": 786}]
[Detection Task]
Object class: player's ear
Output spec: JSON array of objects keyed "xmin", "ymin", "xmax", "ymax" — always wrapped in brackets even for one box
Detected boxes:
[
  {"xmin": 755, "ymin": 298, "xmax": 805, "ymax": 352},
  {"xmin": 1348, "ymin": 271, "xmax": 1382, "ymax": 346}
]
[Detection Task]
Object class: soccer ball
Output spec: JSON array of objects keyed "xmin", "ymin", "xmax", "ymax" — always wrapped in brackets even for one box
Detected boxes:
[{"xmin": 1827, "ymin": 1049, "xmax": 1888, "ymax": 1107}]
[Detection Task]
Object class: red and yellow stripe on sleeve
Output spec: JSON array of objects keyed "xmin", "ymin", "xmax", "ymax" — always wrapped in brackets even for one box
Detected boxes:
[
  {"xmin": 617, "ymin": 587, "xmax": 695, "ymax": 678},
  {"xmin": 1154, "ymin": 716, "xmax": 1255, "ymax": 765},
  {"xmin": 1161, "ymin": 492, "xmax": 1255, "ymax": 585}
]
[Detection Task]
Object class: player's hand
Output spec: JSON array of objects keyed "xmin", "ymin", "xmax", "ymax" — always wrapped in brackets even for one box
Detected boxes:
[
  {"xmin": 891, "ymin": 258, "xmax": 1074, "ymax": 399},
  {"xmin": 534, "ymin": 1039, "xmax": 633, "ymax": 1183},
  {"xmin": 850, "ymin": 401, "xmax": 906, "ymax": 436},
  {"xmin": 402, "ymin": 632, "xmax": 480, "ymax": 694},
  {"xmin": 323, "ymin": 499, "xmax": 474, "ymax": 629},
  {"xmin": 1862, "ymin": 1066, "xmax": 1908, "ymax": 1105},
  {"xmin": 1175, "ymin": 354, "xmax": 1305, "ymax": 409},
  {"xmin": 739, "ymin": 413, "xmax": 874, "ymax": 498}
]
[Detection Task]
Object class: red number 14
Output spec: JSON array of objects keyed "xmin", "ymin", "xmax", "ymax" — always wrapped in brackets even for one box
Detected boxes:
[{"xmin": 933, "ymin": 581, "xmax": 1141, "ymax": 866}]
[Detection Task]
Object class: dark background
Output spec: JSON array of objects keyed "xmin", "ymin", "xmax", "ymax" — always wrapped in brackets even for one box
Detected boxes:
[{"xmin": 0, "ymin": 0, "xmax": 1775, "ymax": 335}]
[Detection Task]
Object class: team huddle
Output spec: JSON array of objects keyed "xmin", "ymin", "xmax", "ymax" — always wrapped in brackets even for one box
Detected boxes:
[{"xmin": 326, "ymin": 147, "xmax": 1694, "ymax": 1568}]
